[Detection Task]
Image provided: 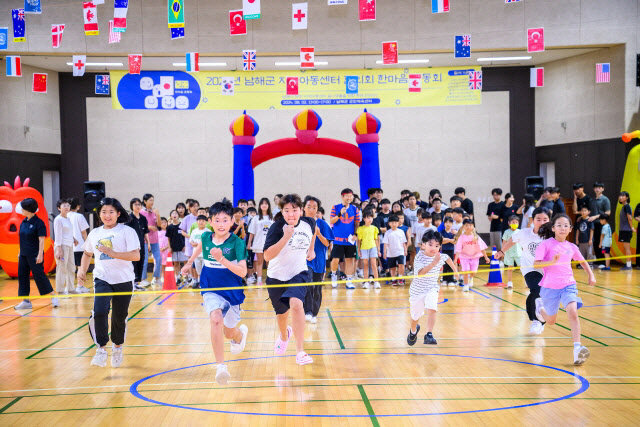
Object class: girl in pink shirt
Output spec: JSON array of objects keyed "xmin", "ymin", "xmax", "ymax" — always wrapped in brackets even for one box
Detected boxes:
[
  {"xmin": 454, "ymin": 219, "xmax": 490, "ymax": 291},
  {"xmin": 158, "ymin": 217, "xmax": 170, "ymax": 284},
  {"xmin": 533, "ymin": 214, "xmax": 596, "ymax": 365}
]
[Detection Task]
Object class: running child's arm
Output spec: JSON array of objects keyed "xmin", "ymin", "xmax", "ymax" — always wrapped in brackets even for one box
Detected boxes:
[
  {"xmin": 496, "ymin": 238, "xmax": 514, "ymax": 259},
  {"xmin": 211, "ymin": 248, "xmax": 247, "ymax": 278},
  {"xmin": 533, "ymin": 253, "xmax": 561, "ymax": 269},
  {"xmin": 97, "ymin": 244, "xmax": 140, "ymax": 262},
  {"xmin": 264, "ymin": 225, "xmax": 295, "ymax": 262},
  {"xmin": 181, "ymin": 242, "xmax": 203, "ymax": 275},
  {"xmin": 577, "ymin": 259, "xmax": 596, "ymax": 285},
  {"xmin": 445, "ymin": 258, "xmax": 460, "ymax": 282},
  {"xmin": 306, "ymin": 235, "xmax": 316, "ymax": 261},
  {"xmin": 417, "ymin": 254, "xmax": 440, "ymax": 276}
]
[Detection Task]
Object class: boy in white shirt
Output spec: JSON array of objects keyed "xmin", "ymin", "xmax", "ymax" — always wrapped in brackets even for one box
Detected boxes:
[
  {"xmin": 54, "ymin": 199, "xmax": 77, "ymax": 297},
  {"xmin": 382, "ymin": 215, "xmax": 407, "ymax": 286},
  {"xmin": 451, "ymin": 208, "xmax": 465, "ymax": 233}
]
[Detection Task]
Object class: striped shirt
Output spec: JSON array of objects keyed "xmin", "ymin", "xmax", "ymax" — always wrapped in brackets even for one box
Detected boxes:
[{"xmin": 410, "ymin": 252, "xmax": 449, "ymax": 296}]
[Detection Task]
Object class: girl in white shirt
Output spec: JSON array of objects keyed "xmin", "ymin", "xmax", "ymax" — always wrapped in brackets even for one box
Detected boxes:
[
  {"xmin": 53, "ymin": 199, "xmax": 77, "ymax": 297},
  {"xmin": 77, "ymin": 198, "xmax": 141, "ymax": 368},
  {"xmin": 247, "ymin": 197, "xmax": 274, "ymax": 285}
]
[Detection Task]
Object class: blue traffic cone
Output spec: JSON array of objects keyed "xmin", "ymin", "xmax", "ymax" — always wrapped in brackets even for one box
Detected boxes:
[{"xmin": 486, "ymin": 246, "xmax": 504, "ymax": 287}]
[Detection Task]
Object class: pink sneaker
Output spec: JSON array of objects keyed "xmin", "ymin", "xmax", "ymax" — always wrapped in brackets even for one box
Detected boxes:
[
  {"xmin": 296, "ymin": 351, "xmax": 313, "ymax": 365},
  {"xmin": 274, "ymin": 326, "xmax": 292, "ymax": 355}
]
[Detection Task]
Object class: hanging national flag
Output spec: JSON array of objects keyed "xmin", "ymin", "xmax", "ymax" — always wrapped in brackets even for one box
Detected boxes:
[
  {"xmin": 5, "ymin": 56, "xmax": 22, "ymax": 77},
  {"xmin": 382, "ymin": 41, "xmax": 398, "ymax": 64},
  {"xmin": 527, "ymin": 27, "xmax": 544, "ymax": 52},
  {"xmin": 114, "ymin": 0, "xmax": 129, "ymax": 32},
  {"xmin": 468, "ymin": 70, "xmax": 482, "ymax": 90},
  {"xmin": 93, "ymin": 0, "xmax": 104, "ymax": 3},
  {"xmin": 83, "ymin": 2, "xmax": 99, "ymax": 36},
  {"xmin": 431, "ymin": 0, "xmax": 449, "ymax": 13},
  {"xmin": 32, "ymin": 73, "xmax": 47, "ymax": 93},
  {"xmin": 345, "ymin": 75, "xmax": 358, "ymax": 94},
  {"xmin": 300, "ymin": 47, "xmax": 314, "ymax": 68},
  {"xmin": 12, "ymin": 9, "xmax": 26, "ymax": 42},
  {"xmin": 243, "ymin": 49, "xmax": 256, "ymax": 71},
  {"xmin": 186, "ymin": 52, "xmax": 199, "ymax": 72},
  {"xmin": 505, "ymin": 0, "xmax": 522, "ymax": 3},
  {"xmin": 229, "ymin": 10, "xmax": 247, "ymax": 36},
  {"xmin": 0, "ymin": 27, "xmax": 8, "ymax": 50},
  {"xmin": 24, "ymin": 0, "xmax": 42, "ymax": 14},
  {"xmin": 409, "ymin": 74, "xmax": 422, "ymax": 92},
  {"xmin": 51, "ymin": 24, "xmax": 65, "ymax": 48},
  {"xmin": 95, "ymin": 75, "xmax": 110, "ymax": 95},
  {"xmin": 168, "ymin": 0, "xmax": 185, "ymax": 28},
  {"xmin": 359, "ymin": 0, "xmax": 376, "ymax": 21},
  {"xmin": 170, "ymin": 27, "xmax": 184, "ymax": 39},
  {"xmin": 292, "ymin": 3, "xmax": 308, "ymax": 30},
  {"xmin": 454, "ymin": 34, "xmax": 471, "ymax": 58},
  {"xmin": 329, "ymin": 0, "xmax": 348, "ymax": 4},
  {"xmin": 129, "ymin": 54, "xmax": 142, "ymax": 74},
  {"xmin": 596, "ymin": 63, "xmax": 610, "ymax": 83},
  {"xmin": 530, "ymin": 67, "xmax": 544, "ymax": 87},
  {"xmin": 72, "ymin": 55, "xmax": 86, "ymax": 77},
  {"xmin": 109, "ymin": 20, "xmax": 121, "ymax": 43},
  {"xmin": 221, "ymin": 77, "xmax": 235, "ymax": 95},
  {"xmin": 243, "ymin": 0, "xmax": 261, "ymax": 20},
  {"xmin": 286, "ymin": 77, "xmax": 299, "ymax": 95}
]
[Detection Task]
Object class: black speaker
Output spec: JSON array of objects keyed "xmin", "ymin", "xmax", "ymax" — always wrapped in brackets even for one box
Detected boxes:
[
  {"xmin": 525, "ymin": 176, "xmax": 545, "ymax": 200},
  {"xmin": 83, "ymin": 181, "xmax": 105, "ymax": 213}
]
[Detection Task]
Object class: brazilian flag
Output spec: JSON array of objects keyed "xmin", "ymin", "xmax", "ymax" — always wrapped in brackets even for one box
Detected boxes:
[{"xmin": 168, "ymin": 0, "xmax": 185, "ymax": 28}]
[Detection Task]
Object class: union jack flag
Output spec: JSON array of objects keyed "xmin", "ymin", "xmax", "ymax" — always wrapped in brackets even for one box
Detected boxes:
[
  {"xmin": 243, "ymin": 50, "xmax": 256, "ymax": 71},
  {"xmin": 468, "ymin": 70, "xmax": 482, "ymax": 90},
  {"xmin": 461, "ymin": 35, "xmax": 470, "ymax": 46},
  {"xmin": 18, "ymin": 9, "xmax": 25, "ymax": 20}
]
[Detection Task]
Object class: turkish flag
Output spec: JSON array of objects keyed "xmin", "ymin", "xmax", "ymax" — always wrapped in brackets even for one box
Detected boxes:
[
  {"xmin": 33, "ymin": 73, "xmax": 47, "ymax": 93},
  {"xmin": 286, "ymin": 77, "xmax": 299, "ymax": 95},
  {"xmin": 382, "ymin": 41, "xmax": 398, "ymax": 64},
  {"xmin": 128, "ymin": 54, "xmax": 142, "ymax": 74},
  {"xmin": 229, "ymin": 10, "xmax": 247, "ymax": 36},
  {"xmin": 359, "ymin": 0, "xmax": 376, "ymax": 21},
  {"xmin": 527, "ymin": 27, "xmax": 544, "ymax": 52}
]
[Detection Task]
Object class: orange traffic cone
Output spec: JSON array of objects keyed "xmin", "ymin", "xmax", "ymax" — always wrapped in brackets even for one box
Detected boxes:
[{"xmin": 163, "ymin": 255, "xmax": 177, "ymax": 291}]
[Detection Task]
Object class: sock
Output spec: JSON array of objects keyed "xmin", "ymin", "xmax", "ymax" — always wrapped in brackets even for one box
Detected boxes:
[
  {"xmin": 331, "ymin": 270, "xmax": 337, "ymax": 276},
  {"xmin": 574, "ymin": 342, "xmax": 581, "ymax": 348},
  {"xmin": 411, "ymin": 327, "xmax": 417, "ymax": 335},
  {"xmin": 627, "ymin": 262, "xmax": 632, "ymax": 267},
  {"xmin": 347, "ymin": 275, "xmax": 353, "ymax": 281}
]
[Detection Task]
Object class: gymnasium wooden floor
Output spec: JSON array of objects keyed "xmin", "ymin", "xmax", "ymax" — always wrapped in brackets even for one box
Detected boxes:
[{"xmin": 1, "ymin": 268, "xmax": 639, "ymax": 426}]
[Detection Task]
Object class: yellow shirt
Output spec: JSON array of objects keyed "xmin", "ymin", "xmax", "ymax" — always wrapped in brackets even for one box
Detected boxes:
[{"xmin": 356, "ymin": 225, "xmax": 379, "ymax": 250}]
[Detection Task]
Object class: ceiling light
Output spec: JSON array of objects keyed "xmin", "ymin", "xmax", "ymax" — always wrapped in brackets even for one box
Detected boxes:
[
  {"xmin": 376, "ymin": 59, "xmax": 429, "ymax": 64},
  {"xmin": 66, "ymin": 62, "xmax": 124, "ymax": 66},
  {"xmin": 274, "ymin": 61, "xmax": 329, "ymax": 66},
  {"xmin": 477, "ymin": 56, "xmax": 532, "ymax": 61},
  {"xmin": 173, "ymin": 62, "xmax": 227, "ymax": 67}
]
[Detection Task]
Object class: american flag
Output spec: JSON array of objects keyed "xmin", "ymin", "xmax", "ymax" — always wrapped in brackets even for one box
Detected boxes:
[
  {"xmin": 596, "ymin": 63, "xmax": 610, "ymax": 83},
  {"xmin": 108, "ymin": 20, "xmax": 121, "ymax": 44},
  {"xmin": 461, "ymin": 35, "xmax": 471, "ymax": 46},
  {"xmin": 243, "ymin": 50, "xmax": 256, "ymax": 71},
  {"xmin": 468, "ymin": 70, "xmax": 482, "ymax": 90}
]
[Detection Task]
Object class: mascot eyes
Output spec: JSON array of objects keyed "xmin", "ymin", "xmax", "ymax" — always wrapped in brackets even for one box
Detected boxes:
[
  {"xmin": 0, "ymin": 200, "xmax": 12, "ymax": 213},
  {"xmin": 14, "ymin": 202, "xmax": 23, "ymax": 215}
]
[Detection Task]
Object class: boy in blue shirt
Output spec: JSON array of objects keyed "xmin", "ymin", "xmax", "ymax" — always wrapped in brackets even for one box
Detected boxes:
[
  {"xmin": 329, "ymin": 188, "xmax": 360, "ymax": 289},
  {"xmin": 598, "ymin": 214, "xmax": 612, "ymax": 270},
  {"xmin": 182, "ymin": 199, "xmax": 249, "ymax": 385}
]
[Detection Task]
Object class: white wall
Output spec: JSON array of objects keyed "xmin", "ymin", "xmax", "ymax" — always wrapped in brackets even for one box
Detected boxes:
[
  {"xmin": 0, "ymin": 65, "xmax": 61, "ymax": 154},
  {"xmin": 86, "ymin": 91, "xmax": 509, "ymax": 233}
]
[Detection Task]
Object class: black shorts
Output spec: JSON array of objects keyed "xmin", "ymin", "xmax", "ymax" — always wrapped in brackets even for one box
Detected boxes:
[
  {"xmin": 524, "ymin": 271, "xmax": 543, "ymax": 290},
  {"xmin": 601, "ymin": 247, "xmax": 611, "ymax": 254},
  {"xmin": 74, "ymin": 251, "xmax": 83, "ymax": 267},
  {"xmin": 266, "ymin": 270, "xmax": 311, "ymax": 315},
  {"xmin": 619, "ymin": 231, "xmax": 633, "ymax": 243},
  {"xmin": 246, "ymin": 250, "xmax": 254, "ymax": 269},
  {"xmin": 387, "ymin": 255, "xmax": 405, "ymax": 268},
  {"xmin": 331, "ymin": 244, "xmax": 357, "ymax": 260}
]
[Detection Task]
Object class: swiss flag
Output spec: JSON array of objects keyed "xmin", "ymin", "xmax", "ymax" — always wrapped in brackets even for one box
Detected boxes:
[
  {"xmin": 229, "ymin": 10, "xmax": 247, "ymax": 36},
  {"xmin": 286, "ymin": 77, "xmax": 299, "ymax": 95},
  {"xmin": 300, "ymin": 47, "xmax": 314, "ymax": 68},
  {"xmin": 382, "ymin": 41, "xmax": 398, "ymax": 64},
  {"xmin": 359, "ymin": 0, "xmax": 376, "ymax": 21},
  {"xmin": 527, "ymin": 27, "xmax": 544, "ymax": 52},
  {"xmin": 128, "ymin": 54, "xmax": 142, "ymax": 74},
  {"xmin": 409, "ymin": 74, "xmax": 421, "ymax": 92},
  {"xmin": 32, "ymin": 73, "xmax": 47, "ymax": 93}
]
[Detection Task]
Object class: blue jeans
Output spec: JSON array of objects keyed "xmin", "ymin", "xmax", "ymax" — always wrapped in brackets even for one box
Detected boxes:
[{"xmin": 142, "ymin": 242, "xmax": 162, "ymax": 280}]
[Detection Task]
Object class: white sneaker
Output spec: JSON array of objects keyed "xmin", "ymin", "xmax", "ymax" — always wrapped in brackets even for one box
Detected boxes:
[
  {"xmin": 310, "ymin": 316, "xmax": 318, "ymax": 324},
  {"xmin": 356, "ymin": 269, "xmax": 364, "ymax": 279},
  {"xmin": 75, "ymin": 285, "xmax": 90, "ymax": 294},
  {"xmin": 346, "ymin": 280, "xmax": 355, "ymax": 289},
  {"xmin": 139, "ymin": 280, "xmax": 151, "ymax": 288},
  {"xmin": 14, "ymin": 300, "xmax": 32, "ymax": 310},
  {"xmin": 52, "ymin": 297, "xmax": 60, "ymax": 307},
  {"xmin": 448, "ymin": 282, "xmax": 456, "ymax": 287},
  {"xmin": 373, "ymin": 281, "xmax": 381, "ymax": 289},
  {"xmin": 463, "ymin": 285, "xmax": 470, "ymax": 292},
  {"xmin": 91, "ymin": 347, "xmax": 108, "ymax": 367},
  {"xmin": 305, "ymin": 314, "xmax": 313, "ymax": 322},
  {"xmin": 573, "ymin": 345, "xmax": 590, "ymax": 365},
  {"xmin": 246, "ymin": 276, "xmax": 256, "ymax": 284},
  {"xmin": 534, "ymin": 298, "xmax": 546, "ymax": 323},
  {"xmin": 598, "ymin": 264, "xmax": 606, "ymax": 269},
  {"xmin": 215, "ymin": 364, "xmax": 231, "ymax": 385},
  {"xmin": 331, "ymin": 273, "xmax": 338, "ymax": 288},
  {"xmin": 535, "ymin": 322, "xmax": 545, "ymax": 335},
  {"xmin": 529, "ymin": 320, "xmax": 541, "ymax": 334},
  {"xmin": 111, "ymin": 345, "xmax": 123, "ymax": 367},
  {"xmin": 469, "ymin": 279, "xmax": 474, "ymax": 287},
  {"xmin": 506, "ymin": 281, "xmax": 513, "ymax": 289},
  {"xmin": 363, "ymin": 281, "xmax": 370, "ymax": 289},
  {"xmin": 230, "ymin": 324, "xmax": 248, "ymax": 355},
  {"xmin": 151, "ymin": 277, "xmax": 158, "ymax": 286}
]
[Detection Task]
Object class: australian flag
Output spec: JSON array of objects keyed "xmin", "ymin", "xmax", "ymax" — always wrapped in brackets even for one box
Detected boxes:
[
  {"xmin": 95, "ymin": 75, "xmax": 110, "ymax": 95},
  {"xmin": 170, "ymin": 27, "xmax": 184, "ymax": 39},
  {"xmin": 12, "ymin": 9, "xmax": 26, "ymax": 42},
  {"xmin": 455, "ymin": 34, "xmax": 471, "ymax": 58}
]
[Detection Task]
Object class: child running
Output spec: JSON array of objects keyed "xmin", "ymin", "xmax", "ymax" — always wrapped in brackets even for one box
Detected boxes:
[
  {"xmin": 454, "ymin": 219, "xmax": 490, "ymax": 291},
  {"xmin": 407, "ymin": 230, "xmax": 459, "ymax": 346},
  {"xmin": 533, "ymin": 214, "xmax": 596, "ymax": 365},
  {"xmin": 263, "ymin": 194, "xmax": 316, "ymax": 365},
  {"xmin": 181, "ymin": 199, "xmax": 249, "ymax": 384},
  {"xmin": 501, "ymin": 215, "xmax": 522, "ymax": 289},
  {"xmin": 497, "ymin": 207, "xmax": 550, "ymax": 334}
]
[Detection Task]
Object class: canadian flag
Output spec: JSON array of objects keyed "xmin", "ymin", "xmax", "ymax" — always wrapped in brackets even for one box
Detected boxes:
[
  {"xmin": 83, "ymin": 2, "xmax": 99, "ymax": 36},
  {"xmin": 409, "ymin": 74, "xmax": 422, "ymax": 92},
  {"xmin": 128, "ymin": 54, "xmax": 142, "ymax": 74},
  {"xmin": 51, "ymin": 24, "xmax": 65, "ymax": 48},
  {"xmin": 300, "ymin": 47, "xmax": 314, "ymax": 68},
  {"xmin": 530, "ymin": 67, "xmax": 544, "ymax": 87}
]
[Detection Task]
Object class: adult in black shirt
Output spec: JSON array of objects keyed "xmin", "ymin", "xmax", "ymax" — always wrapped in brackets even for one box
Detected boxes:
[
  {"xmin": 486, "ymin": 188, "xmax": 504, "ymax": 250},
  {"xmin": 128, "ymin": 198, "xmax": 149, "ymax": 285},
  {"xmin": 500, "ymin": 193, "xmax": 520, "ymax": 233},
  {"xmin": 16, "ymin": 198, "xmax": 55, "ymax": 310}
]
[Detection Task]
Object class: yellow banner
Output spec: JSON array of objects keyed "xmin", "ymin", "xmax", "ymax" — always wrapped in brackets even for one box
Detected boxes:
[{"xmin": 110, "ymin": 67, "xmax": 482, "ymax": 110}]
